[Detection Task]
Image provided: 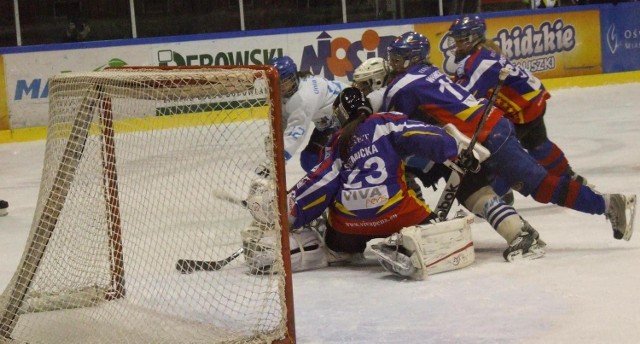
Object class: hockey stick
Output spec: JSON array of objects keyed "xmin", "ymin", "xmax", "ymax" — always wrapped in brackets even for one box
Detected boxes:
[
  {"xmin": 212, "ymin": 189, "xmax": 248, "ymax": 208},
  {"xmin": 466, "ymin": 67, "xmax": 510, "ymax": 157},
  {"xmin": 177, "ymin": 179, "xmax": 281, "ymax": 273},
  {"xmin": 176, "ymin": 248, "xmax": 244, "ymax": 274},
  {"xmin": 174, "ymin": 190, "xmax": 246, "ymax": 274},
  {"xmin": 434, "ymin": 67, "xmax": 510, "ymax": 222}
]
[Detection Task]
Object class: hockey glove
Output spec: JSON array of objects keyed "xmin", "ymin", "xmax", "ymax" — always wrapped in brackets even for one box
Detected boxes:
[{"xmin": 457, "ymin": 149, "xmax": 481, "ymax": 173}]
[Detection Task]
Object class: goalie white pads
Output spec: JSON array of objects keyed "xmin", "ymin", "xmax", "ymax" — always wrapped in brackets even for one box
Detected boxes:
[
  {"xmin": 241, "ymin": 222, "xmax": 328, "ymax": 274},
  {"xmin": 443, "ymin": 123, "xmax": 491, "ymax": 164},
  {"xmin": 370, "ymin": 212, "xmax": 476, "ymax": 280}
]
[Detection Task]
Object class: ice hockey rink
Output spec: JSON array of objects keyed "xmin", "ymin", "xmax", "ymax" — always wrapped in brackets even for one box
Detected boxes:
[{"xmin": 1, "ymin": 80, "xmax": 639, "ymax": 344}]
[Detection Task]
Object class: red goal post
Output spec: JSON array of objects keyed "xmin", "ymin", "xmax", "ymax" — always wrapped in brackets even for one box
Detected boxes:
[{"xmin": 0, "ymin": 65, "xmax": 295, "ymax": 344}]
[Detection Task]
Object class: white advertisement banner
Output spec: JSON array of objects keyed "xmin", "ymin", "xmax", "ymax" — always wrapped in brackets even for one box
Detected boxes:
[{"xmin": 3, "ymin": 24, "xmax": 411, "ymax": 129}]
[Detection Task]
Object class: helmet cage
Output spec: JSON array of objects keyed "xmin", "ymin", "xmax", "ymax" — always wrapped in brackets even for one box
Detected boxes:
[
  {"xmin": 279, "ymin": 74, "xmax": 298, "ymax": 98},
  {"xmin": 333, "ymin": 101, "xmax": 351, "ymax": 127},
  {"xmin": 271, "ymin": 56, "xmax": 299, "ymax": 98},
  {"xmin": 332, "ymin": 88, "xmax": 372, "ymax": 127}
]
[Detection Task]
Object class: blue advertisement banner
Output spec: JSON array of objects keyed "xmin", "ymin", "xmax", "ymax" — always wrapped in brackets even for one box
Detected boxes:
[{"xmin": 600, "ymin": 3, "xmax": 640, "ymax": 73}]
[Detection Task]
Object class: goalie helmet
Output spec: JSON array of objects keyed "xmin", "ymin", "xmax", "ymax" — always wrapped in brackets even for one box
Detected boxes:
[
  {"xmin": 352, "ymin": 57, "xmax": 389, "ymax": 96},
  {"xmin": 386, "ymin": 31, "xmax": 430, "ymax": 73},
  {"xmin": 332, "ymin": 87, "xmax": 373, "ymax": 127},
  {"xmin": 271, "ymin": 56, "xmax": 299, "ymax": 98},
  {"xmin": 448, "ymin": 15, "xmax": 487, "ymax": 62}
]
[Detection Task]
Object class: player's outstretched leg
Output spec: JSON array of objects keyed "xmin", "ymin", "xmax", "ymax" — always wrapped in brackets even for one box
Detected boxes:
[{"xmin": 605, "ymin": 194, "xmax": 636, "ymax": 241}]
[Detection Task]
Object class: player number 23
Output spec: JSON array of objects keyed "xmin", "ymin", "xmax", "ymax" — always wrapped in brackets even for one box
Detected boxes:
[{"xmin": 345, "ymin": 156, "xmax": 388, "ymax": 188}]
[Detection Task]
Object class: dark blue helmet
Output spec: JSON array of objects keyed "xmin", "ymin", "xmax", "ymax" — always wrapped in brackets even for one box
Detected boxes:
[
  {"xmin": 448, "ymin": 15, "xmax": 487, "ymax": 61},
  {"xmin": 332, "ymin": 87, "xmax": 372, "ymax": 126},
  {"xmin": 386, "ymin": 31, "xmax": 430, "ymax": 72},
  {"xmin": 271, "ymin": 56, "xmax": 299, "ymax": 98}
]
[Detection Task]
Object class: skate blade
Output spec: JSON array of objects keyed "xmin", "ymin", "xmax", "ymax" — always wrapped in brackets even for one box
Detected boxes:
[
  {"xmin": 623, "ymin": 194, "xmax": 636, "ymax": 241},
  {"xmin": 506, "ymin": 245, "xmax": 546, "ymax": 262}
]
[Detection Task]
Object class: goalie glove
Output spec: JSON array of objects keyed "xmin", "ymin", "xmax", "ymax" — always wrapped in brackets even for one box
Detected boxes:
[
  {"xmin": 254, "ymin": 160, "xmax": 272, "ymax": 178},
  {"xmin": 246, "ymin": 177, "xmax": 276, "ymax": 225}
]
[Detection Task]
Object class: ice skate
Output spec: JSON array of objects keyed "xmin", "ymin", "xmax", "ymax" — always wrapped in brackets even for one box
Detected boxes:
[
  {"xmin": 370, "ymin": 242, "xmax": 416, "ymax": 277},
  {"xmin": 521, "ymin": 219, "xmax": 546, "ymax": 247},
  {"xmin": 503, "ymin": 228, "xmax": 546, "ymax": 262},
  {"xmin": 605, "ymin": 194, "xmax": 636, "ymax": 241},
  {"xmin": 0, "ymin": 200, "xmax": 8, "ymax": 217}
]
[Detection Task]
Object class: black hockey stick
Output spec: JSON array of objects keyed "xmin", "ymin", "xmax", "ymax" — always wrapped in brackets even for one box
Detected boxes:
[
  {"xmin": 174, "ymin": 191, "xmax": 246, "ymax": 273},
  {"xmin": 178, "ymin": 177, "xmax": 289, "ymax": 274},
  {"xmin": 211, "ymin": 189, "xmax": 248, "ymax": 208},
  {"xmin": 465, "ymin": 67, "xmax": 510, "ymax": 158},
  {"xmin": 434, "ymin": 67, "xmax": 510, "ymax": 222},
  {"xmin": 176, "ymin": 248, "xmax": 244, "ymax": 274}
]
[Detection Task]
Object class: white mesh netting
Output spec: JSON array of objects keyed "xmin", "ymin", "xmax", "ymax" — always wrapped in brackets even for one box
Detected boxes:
[{"xmin": 0, "ymin": 67, "xmax": 292, "ymax": 344}]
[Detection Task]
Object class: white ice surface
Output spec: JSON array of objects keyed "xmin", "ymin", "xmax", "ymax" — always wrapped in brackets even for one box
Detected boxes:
[{"xmin": 1, "ymin": 82, "xmax": 639, "ymax": 344}]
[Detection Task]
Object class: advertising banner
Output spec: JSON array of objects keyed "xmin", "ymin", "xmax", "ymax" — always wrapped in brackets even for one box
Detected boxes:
[
  {"xmin": 3, "ymin": 25, "xmax": 411, "ymax": 129},
  {"xmin": 417, "ymin": 9, "xmax": 603, "ymax": 79},
  {"xmin": 600, "ymin": 3, "xmax": 640, "ymax": 73},
  {"xmin": 3, "ymin": 47, "xmax": 147, "ymax": 128},
  {"xmin": 151, "ymin": 25, "xmax": 412, "ymax": 82}
]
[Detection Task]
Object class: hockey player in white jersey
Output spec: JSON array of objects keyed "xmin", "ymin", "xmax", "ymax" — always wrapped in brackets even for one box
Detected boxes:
[{"xmin": 258, "ymin": 56, "xmax": 350, "ymax": 174}]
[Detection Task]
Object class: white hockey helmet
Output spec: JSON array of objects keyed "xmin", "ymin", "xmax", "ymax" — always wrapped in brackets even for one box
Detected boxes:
[{"xmin": 352, "ymin": 57, "xmax": 389, "ymax": 95}]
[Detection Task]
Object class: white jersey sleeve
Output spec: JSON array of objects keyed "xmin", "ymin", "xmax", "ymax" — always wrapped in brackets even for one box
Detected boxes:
[
  {"xmin": 281, "ymin": 76, "xmax": 347, "ymax": 160},
  {"xmin": 367, "ymin": 87, "xmax": 386, "ymax": 113}
]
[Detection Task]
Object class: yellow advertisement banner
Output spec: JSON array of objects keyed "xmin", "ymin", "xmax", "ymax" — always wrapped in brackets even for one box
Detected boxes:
[
  {"xmin": 0, "ymin": 55, "xmax": 9, "ymax": 130},
  {"xmin": 416, "ymin": 10, "xmax": 602, "ymax": 79}
]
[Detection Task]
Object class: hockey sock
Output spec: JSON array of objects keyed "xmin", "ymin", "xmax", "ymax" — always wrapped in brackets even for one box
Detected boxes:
[{"xmin": 528, "ymin": 139, "xmax": 570, "ymax": 177}]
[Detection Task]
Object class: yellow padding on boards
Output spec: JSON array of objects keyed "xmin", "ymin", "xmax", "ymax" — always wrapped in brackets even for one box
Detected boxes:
[
  {"xmin": 1, "ymin": 106, "xmax": 269, "ymax": 143},
  {"xmin": 1, "ymin": 70, "xmax": 639, "ymax": 144}
]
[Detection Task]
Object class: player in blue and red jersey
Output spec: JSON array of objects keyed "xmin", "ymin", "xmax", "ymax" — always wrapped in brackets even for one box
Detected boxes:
[
  {"xmin": 447, "ymin": 15, "xmax": 589, "ymax": 198},
  {"xmin": 382, "ymin": 31, "xmax": 635, "ymax": 246},
  {"xmin": 288, "ymin": 87, "xmax": 460, "ymax": 253},
  {"xmin": 355, "ymin": 56, "xmax": 551, "ymax": 262}
]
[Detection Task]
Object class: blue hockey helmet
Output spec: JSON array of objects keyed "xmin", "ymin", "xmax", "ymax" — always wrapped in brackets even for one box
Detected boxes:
[
  {"xmin": 386, "ymin": 31, "xmax": 430, "ymax": 73},
  {"xmin": 271, "ymin": 56, "xmax": 299, "ymax": 98},
  {"xmin": 448, "ymin": 15, "xmax": 487, "ymax": 60},
  {"xmin": 332, "ymin": 87, "xmax": 373, "ymax": 126}
]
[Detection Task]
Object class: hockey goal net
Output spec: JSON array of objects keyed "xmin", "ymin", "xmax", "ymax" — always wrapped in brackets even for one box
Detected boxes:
[{"xmin": 0, "ymin": 66, "xmax": 294, "ymax": 343}]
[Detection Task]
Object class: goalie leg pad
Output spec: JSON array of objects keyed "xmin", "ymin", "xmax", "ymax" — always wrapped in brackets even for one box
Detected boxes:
[
  {"xmin": 241, "ymin": 222, "xmax": 278, "ymax": 275},
  {"xmin": 373, "ymin": 212, "xmax": 476, "ymax": 280},
  {"xmin": 289, "ymin": 230, "xmax": 328, "ymax": 272},
  {"xmin": 402, "ymin": 212, "xmax": 476, "ymax": 278},
  {"xmin": 241, "ymin": 223, "xmax": 328, "ymax": 274}
]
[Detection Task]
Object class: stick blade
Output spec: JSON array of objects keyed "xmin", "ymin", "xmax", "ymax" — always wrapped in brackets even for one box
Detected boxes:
[{"xmin": 176, "ymin": 259, "xmax": 198, "ymax": 274}]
